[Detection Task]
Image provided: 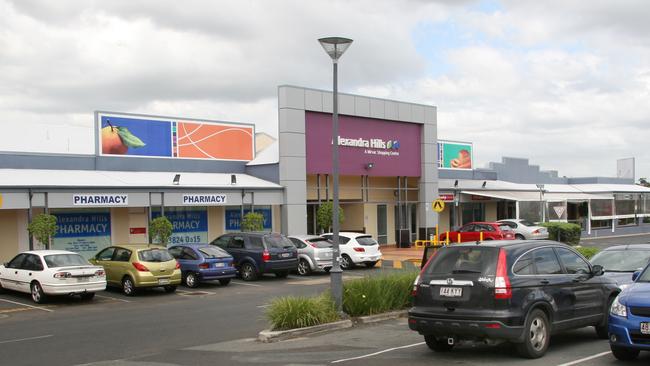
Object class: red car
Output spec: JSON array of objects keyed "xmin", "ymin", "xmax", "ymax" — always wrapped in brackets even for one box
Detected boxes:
[{"xmin": 439, "ymin": 222, "xmax": 515, "ymax": 243}]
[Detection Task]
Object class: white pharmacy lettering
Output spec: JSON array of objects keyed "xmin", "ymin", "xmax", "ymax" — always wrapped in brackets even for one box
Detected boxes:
[
  {"xmin": 73, "ymin": 195, "xmax": 128, "ymax": 205},
  {"xmin": 57, "ymin": 223, "xmax": 109, "ymax": 235},
  {"xmin": 183, "ymin": 194, "xmax": 227, "ymax": 204}
]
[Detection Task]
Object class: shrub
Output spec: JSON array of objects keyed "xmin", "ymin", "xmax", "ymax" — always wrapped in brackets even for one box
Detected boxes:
[
  {"xmin": 149, "ymin": 216, "xmax": 173, "ymax": 245},
  {"xmin": 576, "ymin": 246, "xmax": 600, "ymax": 259},
  {"xmin": 316, "ymin": 201, "xmax": 345, "ymax": 233},
  {"xmin": 541, "ymin": 222, "xmax": 582, "ymax": 245},
  {"xmin": 28, "ymin": 213, "xmax": 58, "ymax": 248},
  {"xmin": 266, "ymin": 294, "xmax": 339, "ymax": 330},
  {"xmin": 343, "ymin": 271, "xmax": 418, "ymax": 317},
  {"xmin": 241, "ymin": 212, "xmax": 264, "ymax": 232}
]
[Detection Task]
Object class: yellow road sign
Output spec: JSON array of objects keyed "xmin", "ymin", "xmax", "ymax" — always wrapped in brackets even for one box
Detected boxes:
[{"xmin": 432, "ymin": 199, "xmax": 445, "ymax": 212}]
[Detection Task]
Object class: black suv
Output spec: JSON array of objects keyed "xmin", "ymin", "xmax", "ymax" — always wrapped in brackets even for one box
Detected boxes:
[
  {"xmin": 408, "ymin": 240, "xmax": 619, "ymax": 358},
  {"xmin": 210, "ymin": 232, "xmax": 298, "ymax": 281}
]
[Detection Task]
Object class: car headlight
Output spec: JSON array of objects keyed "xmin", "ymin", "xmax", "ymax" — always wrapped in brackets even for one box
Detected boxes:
[
  {"xmin": 610, "ymin": 296, "xmax": 627, "ymax": 317},
  {"xmin": 619, "ymin": 283, "xmax": 630, "ymax": 291}
]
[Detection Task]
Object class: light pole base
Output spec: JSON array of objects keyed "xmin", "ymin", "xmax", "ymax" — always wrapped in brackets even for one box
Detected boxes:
[{"xmin": 329, "ymin": 267, "xmax": 344, "ymax": 313}]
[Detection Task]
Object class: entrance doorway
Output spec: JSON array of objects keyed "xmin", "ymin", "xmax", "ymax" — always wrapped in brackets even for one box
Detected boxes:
[{"xmin": 377, "ymin": 205, "xmax": 387, "ymax": 245}]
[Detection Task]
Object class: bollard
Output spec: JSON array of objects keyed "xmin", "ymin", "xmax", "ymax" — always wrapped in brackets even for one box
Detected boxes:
[
  {"xmin": 480, "ymin": 231, "xmax": 484, "ymax": 241},
  {"xmin": 457, "ymin": 233, "xmax": 461, "ymax": 243},
  {"xmin": 445, "ymin": 232, "xmax": 450, "ymax": 245},
  {"xmin": 435, "ymin": 225, "xmax": 439, "ymax": 245}
]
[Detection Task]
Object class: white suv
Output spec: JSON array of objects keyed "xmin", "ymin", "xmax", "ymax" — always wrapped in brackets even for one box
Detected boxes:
[{"xmin": 321, "ymin": 232, "xmax": 383, "ymax": 269}]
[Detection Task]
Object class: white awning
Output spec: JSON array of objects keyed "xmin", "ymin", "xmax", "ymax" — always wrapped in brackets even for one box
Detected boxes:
[
  {"xmin": 462, "ymin": 190, "xmax": 613, "ymax": 202},
  {"xmin": 544, "ymin": 192, "xmax": 613, "ymax": 201}
]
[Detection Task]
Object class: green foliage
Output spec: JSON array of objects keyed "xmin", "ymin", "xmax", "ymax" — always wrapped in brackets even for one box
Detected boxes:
[
  {"xmin": 575, "ymin": 246, "xmax": 600, "ymax": 259},
  {"xmin": 316, "ymin": 201, "xmax": 345, "ymax": 233},
  {"xmin": 241, "ymin": 212, "xmax": 264, "ymax": 232},
  {"xmin": 28, "ymin": 213, "xmax": 58, "ymax": 248},
  {"xmin": 343, "ymin": 271, "xmax": 418, "ymax": 317},
  {"xmin": 266, "ymin": 294, "xmax": 339, "ymax": 331},
  {"xmin": 541, "ymin": 222, "xmax": 582, "ymax": 245},
  {"xmin": 149, "ymin": 216, "xmax": 173, "ymax": 245}
]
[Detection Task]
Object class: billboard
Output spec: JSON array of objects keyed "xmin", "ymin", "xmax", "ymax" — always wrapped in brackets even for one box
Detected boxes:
[
  {"xmin": 51, "ymin": 211, "xmax": 112, "ymax": 259},
  {"xmin": 616, "ymin": 157, "xmax": 635, "ymax": 180},
  {"xmin": 97, "ymin": 112, "xmax": 254, "ymax": 161},
  {"xmin": 438, "ymin": 140, "xmax": 473, "ymax": 170}
]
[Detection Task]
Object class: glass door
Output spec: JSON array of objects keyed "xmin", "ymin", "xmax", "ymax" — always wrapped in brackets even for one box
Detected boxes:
[{"xmin": 377, "ymin": 204, "xmax": 387, "ymax": 245}]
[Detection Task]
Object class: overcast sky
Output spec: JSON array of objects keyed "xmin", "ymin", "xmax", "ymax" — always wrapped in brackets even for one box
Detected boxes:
[{"xmin": 1, "ymin": 0, "xmax": 649, "ymax": 179}]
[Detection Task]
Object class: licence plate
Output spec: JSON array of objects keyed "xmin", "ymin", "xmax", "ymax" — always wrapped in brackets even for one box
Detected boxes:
[
  {"xmin": 439, "ymin": 287, "xmax": 463, "ymax": 297},
  {"xmin": 281, "ymin": 253, "xmax": 291, "ymax": 258},
  {"xmin": 77, "ymin": 277, "xmax": 90, "ymax": 283},
  {"xmin": 323, "ymin": 253, "xmax": 332, "ymax": 258},
  {"xmin": 641, "ymin": 322, "xmax": 650, "ymax": 335},
  {"xmin": 214, "ymin": 262, "xmax": 225, "ymax": 268},
  {"xmin": 158, "ymin": 278, "xmax": 171, "ymax": 285}
]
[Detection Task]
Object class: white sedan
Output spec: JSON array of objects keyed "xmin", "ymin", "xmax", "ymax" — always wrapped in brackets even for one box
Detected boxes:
[
  {"xmin": 0, "ymin": 250, "xmax": 106, "ymax": 303},
  {"xmin": 321, "ymin": 232, "xmax": 383, "ymax": 269},
  {"xmin": 498, "ymin": 219, "xmax": 549, "ymax": 240}
]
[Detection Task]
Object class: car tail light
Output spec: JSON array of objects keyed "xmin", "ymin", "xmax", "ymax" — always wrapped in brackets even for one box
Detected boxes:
[
  {"xmin": 484, "ymin": 323, "xmax": 501, "ymax": 329},
  {"xmin": 262, "ymin": 250, "xmax": 271, "ymax": 262},
  {"xmin": 94, "ymin": 269, "xmax": 105, "ymax": 277},
  {"xmin": 175, "ymin": 261, "xmax": 181, "ymax": 269},
  {"xmin": 353, "ymin": 247, "xmax": 365, "ymax": 252},
  {"xmin": 53, "ymin": 272, "xmax": 72, "ymax": 278},
  {"xmin": 494, "ymin": 248, "xmax": 512, "ymax": 299},
  {"xmin": 198, "ymin": 263, "xmax": 209, "ymax": 269},
  {"xmin": 132, "ymin": 262, "xmax": 149, "ymax": 272},
  {"xmin": 532, "ymin": 229, "xmax": 540, "ymax": 234},
  {"xmin": 412, "ymin": 248, "xmax": 440, "ymax": 298}
]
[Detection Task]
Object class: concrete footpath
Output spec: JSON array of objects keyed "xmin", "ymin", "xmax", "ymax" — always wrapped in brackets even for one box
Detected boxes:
[{"xmin": 377, "ymin": 245, "xmax": 423, "ymax": 270}]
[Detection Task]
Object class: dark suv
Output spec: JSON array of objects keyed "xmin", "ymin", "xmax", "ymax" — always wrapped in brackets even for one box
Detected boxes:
[
  {"xmin": 408, "ymin": 240, "xmax": 619, "ymax": 358},
  {"xmin": 210, "ymin": 232, "xmax": 298, "ymax": 281}
]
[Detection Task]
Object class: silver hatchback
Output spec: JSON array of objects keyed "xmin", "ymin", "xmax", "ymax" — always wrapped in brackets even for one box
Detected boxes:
[{"xmin": 288, "ymin": 235, "xmax": 334, "ymax": 276}]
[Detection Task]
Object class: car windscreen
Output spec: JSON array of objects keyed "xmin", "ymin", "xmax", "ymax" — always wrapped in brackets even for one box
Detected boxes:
[
  {"xmin": 138, "ymin": 248, "xmax": 174, "ymax": 262},
  {"xmin": 498, "ymin": 225, "xmax": 513, "ymax": 232},
  {"xmin": 356, "ymin": 236, "xmax": 378, "ymax": 246},
  {"xmin": 44, "ymin": 254, "xmax": 89, "ymax": 268},
  {"xmin": 264, "ymin": 234, "xmax": 295, "ymax": 249},
  {"xmin": 198, "ymin": 246, "xmax": 230, "ymax": 259},
  {"xmin": 423, "ymin": 247, "xmax": 498, "ymax": 276},
  {"xmin": 306, "ymin": 237, "xmax": 332, "ymax": 248},
  {"xmin": 591, "ymin": 250, "xmax": 650, "ymax": 272}
]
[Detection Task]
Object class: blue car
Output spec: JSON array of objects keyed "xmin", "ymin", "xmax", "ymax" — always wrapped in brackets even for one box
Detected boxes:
[
  {"xmin": 168, "ymin": 244, "xmax": 236, "ymax": 288},
  {"xmin": 609, "ymin": 262, "xmax": 650, "ymax": 360}
]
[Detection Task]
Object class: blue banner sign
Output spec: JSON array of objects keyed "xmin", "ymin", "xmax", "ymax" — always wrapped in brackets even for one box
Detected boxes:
[
  {"xmin": 52, "ymin": 212, "xmax": 112, "ymax": 259},
  {"xmin": 225, "ymin": 208, "xmax": 272, "ymax": 231},
  {"xmin": 152, "ymin": 209, "xmax": 208, "ymax": 245}
]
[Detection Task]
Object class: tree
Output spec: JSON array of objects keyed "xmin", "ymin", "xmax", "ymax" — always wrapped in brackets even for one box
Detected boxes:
[
  {"xmin": 149, "ymin": 216, "xmax": 173, "ymax": 245},
  {"xmin": 27, "ymin": 213, "xmax": 58, "ymax": 249},
  {"xmin": 242, "ymin": 212, "xmax": 264, "ymax": 232},
  {"xmin": 316, "ymin": 201, "xmax": 345, "ymax": 233}
]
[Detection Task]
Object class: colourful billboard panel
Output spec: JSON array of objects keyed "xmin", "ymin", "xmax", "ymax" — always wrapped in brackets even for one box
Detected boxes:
[
  {"xmin": 98, "ymin": 113, "xmax": 254, "ymax": 161},
  {"xmin": 438, "ymin": 141, "xmax": 473, "ymax": 170}
]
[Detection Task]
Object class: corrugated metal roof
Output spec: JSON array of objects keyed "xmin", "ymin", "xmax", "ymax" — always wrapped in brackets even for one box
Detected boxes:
[{"xmin": 0, "ymin": 169, "xmax": 283, "ymax": 189}]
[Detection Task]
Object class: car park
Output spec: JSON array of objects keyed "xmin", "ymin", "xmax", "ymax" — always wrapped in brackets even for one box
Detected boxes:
[
  {"xmin": 168, "ymin": 244, "xmax": 236, "ymax": 287},
  {"xmin": 210, "ymin": 232, "xmax": 298, "ymax": 281},
  {"xmin": 288, "ymin": 235, "xmax": 334, "ymax": 275},
  {"xmin": 321, "ymin": 232, "xmax": 382, "ymax": 270},
  {"xmin": 0, "ymin": 250, "xmax": 106, "ymax": 303},
  {"xmin": 590, "ymin": 244, "xmax": 650, "ymax": 290},
  {"xmin": 409, "ymin": 240, "xmax": 619, "ymax": 358},
  {"xmin": 89, "ymin": 244, "xmax": 181, "ymax": 296},
  {"xmin": 439, "ymin": 222, "xmax": 515, "ymax": 243},
  {"xmin": 498, "ymin": 219, "xmax": 549, "ymax": 240},
  {"xmin": 608, "ymin": 262, "xmax": 650, "ymax": 360}
]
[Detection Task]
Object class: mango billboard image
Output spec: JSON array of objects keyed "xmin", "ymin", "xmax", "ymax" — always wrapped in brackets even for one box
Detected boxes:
[{"xmin": 101, "ymin": 120, "xmax": 146, "ymax": 154}]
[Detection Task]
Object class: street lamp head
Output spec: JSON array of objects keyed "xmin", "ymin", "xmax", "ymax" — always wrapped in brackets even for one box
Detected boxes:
[{"xmin": 318, "ymin": 37, "xmax": 353, "ymax": 61}]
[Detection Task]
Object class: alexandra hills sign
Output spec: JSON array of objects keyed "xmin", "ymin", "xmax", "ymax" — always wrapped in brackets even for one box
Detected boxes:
[{"xmin": 337, "ymin": 136, "xmax": 400, "ymax": 156}]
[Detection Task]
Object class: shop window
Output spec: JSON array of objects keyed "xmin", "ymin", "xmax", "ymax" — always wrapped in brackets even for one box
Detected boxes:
[
  {"xmin": 461, "ymin": 203, "xmax": 484, "ymax": 224},
  {"xmin": 518, "ymin": 201, "xmax": 543, "ymax": 223},
  {"xmin": 591, "ymin": 200, "xmax": 614, "ymax": 218},
  {"xmin": 617, "ymin": 217, "xmax": 637, "ymax": 227},
  {"xmin": 591, "ymin": 220, "xmax": 612, "ymax": 229}
]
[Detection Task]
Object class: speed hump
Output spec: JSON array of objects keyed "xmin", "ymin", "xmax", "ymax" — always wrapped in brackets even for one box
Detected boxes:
[{"xmin": 432, "ymin": 199, "xmax": 445, "ymax": 212}]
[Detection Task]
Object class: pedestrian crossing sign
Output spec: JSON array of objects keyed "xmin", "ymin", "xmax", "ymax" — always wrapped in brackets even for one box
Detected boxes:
[{"xmin": 432, "ymin": 199, "xmax": 445, "ymax": 212}]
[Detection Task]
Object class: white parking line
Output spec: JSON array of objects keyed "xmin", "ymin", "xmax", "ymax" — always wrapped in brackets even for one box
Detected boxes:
[
  {"xmin": 331, "ymin": 342, "xmax": 425, "ymax": 363},
  {"xmin": 0, "ymin": 334, "xmax": 53, "ymax": 345},
  {"xmin": 0, "ymin": 298, "xmax": 54, "ymax": 312},
  {"xmin": 95, "ymin": 294, "xmax": 131, "ymax": 303},
  {"xmin": 556, "ymin": 351, "xmax": 611, "ymax": 366},
  {"xmin": 256, "ymin": 304, "xmax": 271, "ymax": 308},
  {"xmin": 230, "ymin": 281, "xmax": 263, "ymax": 287}
]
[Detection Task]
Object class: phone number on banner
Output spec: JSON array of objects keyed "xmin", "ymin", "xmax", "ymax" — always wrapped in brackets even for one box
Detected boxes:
[{"xmin": 170, "ymin": 235, "xmax": 203, "ymax": 244}]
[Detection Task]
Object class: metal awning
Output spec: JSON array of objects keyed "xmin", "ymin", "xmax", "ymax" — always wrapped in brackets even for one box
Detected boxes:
[
  {"xmin": 544, "ymin": 192, "xmax": 613, "ymax": 201},
  {"xmin": 462, "ymin": 190, "xmax": 613, "ymax": 202}
]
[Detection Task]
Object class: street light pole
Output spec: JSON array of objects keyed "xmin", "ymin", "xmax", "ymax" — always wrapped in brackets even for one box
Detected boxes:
[{"xmin": 319, "ymin": 37, "xmax": 353, "ymax": 313}]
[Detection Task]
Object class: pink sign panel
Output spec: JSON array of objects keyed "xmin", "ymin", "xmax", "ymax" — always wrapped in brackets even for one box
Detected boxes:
[{"xmin": 306, "ymin": 112, "xmax": 421, "ymax": 177}]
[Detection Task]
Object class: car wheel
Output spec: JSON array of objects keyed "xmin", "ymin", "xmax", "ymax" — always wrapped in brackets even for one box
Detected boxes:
[
  {"xmin": 515, "ymin": 234, "xmax": 526, "ymax": 240},
  {"xmin": 275, "ymin": 271, "xmax": 289, "ymax": 278},
  {"xmin": 365, "ymin": 261, "xmax": 378, "ymax": 268},
  {"xmin": 30, "ymin": 282, "xmax": 47, "ymax": 304},
  {"xmin": 297, "ymin": 259, "xmax": 312, "ymax": 276},
  {"xmin": 122, "ymin": 276, "xmax": 136, "ymax": 296},
  {"xmin": 424, "ymin": 335, "xmax": 453, "ymax": 352},
  {"xmin": 611, "ymin": 345, "xmax": 640, "ymax": 360},
  {"xmin": 515, "ymin": 309, "xmax": 550, "ymax": 359},
  {"xmin": 595, "ymin": 297, "xmax": 615, "ymax": 339},
  {"xmin": 185, "ymin": 272, "xmax": 199, "ymax": 288},
  {"xmin": 80, "ymin": 292, "xmax": 95, "ymax": 301},
  {"xmin": 341, "ymin": 255, "xmax": 354, "ymax": 270},
  {"xmin": 240, "ymin": 263, "xmax": 258, "ymax": 281},
  {"xmin": 324, "ymin": 267, "xmax": 331, "ymax": 273},
  {"xmin": 164, "ymin": 285, "xmax": 177, "ymax": 293},
  {"xmin": 219, "ymin": 278, "xmax": 231, "ymax": 286}
]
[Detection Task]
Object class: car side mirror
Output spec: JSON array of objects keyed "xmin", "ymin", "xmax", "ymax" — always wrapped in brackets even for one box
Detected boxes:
[
  {"xmin": 632, "ymin": 271, "xmax": 641, "ymax": 282},
  {"xmin": 591, "ymin": 264, "xmax": 604, "ymax": 276}
]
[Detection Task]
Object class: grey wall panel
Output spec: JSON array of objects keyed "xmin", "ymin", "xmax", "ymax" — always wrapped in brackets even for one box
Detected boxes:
[
  {"xmin": 245, "ymin": 164, "xmax": 280, "ymax": 184},
  {"xmin": 250, "ymin": 191, "xmax": 284, "ymax": 205},
  {"xmin": 0, "ymin": 192, "xmax": 29, "ymax": 209},
  {"xmin": 279, "ymin": 109, "xmax": 306, "ymax": 134},
  {"xmin": 279, "ymin": 133, "xmax": 306, "ymax": 158}
]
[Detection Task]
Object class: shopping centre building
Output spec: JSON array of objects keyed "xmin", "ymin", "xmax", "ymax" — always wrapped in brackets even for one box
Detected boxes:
[{"xmin": 0, "ymin": 85, "xmax": 648, "ymax": 261}]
